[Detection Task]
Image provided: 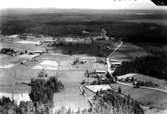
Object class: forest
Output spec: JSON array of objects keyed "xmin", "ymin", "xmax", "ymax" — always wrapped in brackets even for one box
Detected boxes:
[
  {"xmin": 0, "ymin": 11, "xmax": 167, "ymax": 44},
  {"xmin": 113, "ymin": 55, "xmax": 167, "ymax": 80}
]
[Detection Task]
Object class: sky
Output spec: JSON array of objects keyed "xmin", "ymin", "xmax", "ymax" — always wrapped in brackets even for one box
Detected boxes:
[{"xmin": 0, "ymin": 0, "xmax": 166, "ymax": 9}]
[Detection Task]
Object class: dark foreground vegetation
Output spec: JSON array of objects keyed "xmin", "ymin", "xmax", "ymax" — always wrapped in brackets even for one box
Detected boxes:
[
  {"xmin": 0, "ymin": 89, "xmax": 144, "ymax": 114},
  {"xmin": 0, "ymin": 76, "xmax": 64, "ymax": 114},
  {"xmin": 0, "ymin": 95, "xmax": 143, "ymax": 114},
  {"xmin": 29, "ymin": 77, "xmax": 64, "ymax": 104},
  {"xmin": 1, "ymin": 9, "xmax": 167, "ymax": 44},
  {"xmin": 94, "ymin": 89, "xmax": 144, "ymax": 114},
  {"xmin": 113, "ymin": 55, "xmax": 167, "ymax": 80}
]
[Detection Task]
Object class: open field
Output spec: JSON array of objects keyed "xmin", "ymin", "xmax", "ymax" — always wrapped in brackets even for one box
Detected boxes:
[
  {"xmin": 0, "ymin": 38, "xmax": 108, "ymax": 109},
  {"xmin": 110, "ymin": 83, "xmax": 167, "ymax": 111},
  {"xmin": 0, "ymin": 55, "xmax": 22, "ymax": 65},
  {"xmin": 53, "ymin": 71, "xmax": 90, "ymax": 112},
  {"xmin": 83, "ymin": 82, "xmax": 167, "ymax": 114},
  {"xmin": 118, "ymin": 73, "xmax": 167, "ymax": 90},
  {"xmin": 84, "ymin": 82, "xmax": 167, "ymax": 109}
]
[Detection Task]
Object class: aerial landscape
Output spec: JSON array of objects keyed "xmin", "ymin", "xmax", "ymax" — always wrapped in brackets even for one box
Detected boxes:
[{"xmin": 0, "ymin": 0, "xmax": 167, "ymax": 114}]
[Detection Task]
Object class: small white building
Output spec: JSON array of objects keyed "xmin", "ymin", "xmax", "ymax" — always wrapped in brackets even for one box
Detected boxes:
[{"xmin": 95, "ymin": 70, "xmax": 106, "ymax": 75}]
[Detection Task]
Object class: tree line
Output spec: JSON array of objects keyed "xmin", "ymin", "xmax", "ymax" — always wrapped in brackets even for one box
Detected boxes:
[{"xmin": 113, "ymin": 55, "xmax": 167, "ymax": 80}]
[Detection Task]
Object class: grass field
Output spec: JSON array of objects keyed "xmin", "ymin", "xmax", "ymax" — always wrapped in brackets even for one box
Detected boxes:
[
  {"xmin": 53, "ymin": 71, "xmax": 90, "ymax": 112},
  {"xmin": 110, "ymin": 83, "xmax": 167, "ymax": 111},
  {"xmin": 118, "ymin": 73, "xmax": 167, "ymax": 90},
  {"xmin": 83, "ymin": 82, "xmax": 167, "ymax": 114}
]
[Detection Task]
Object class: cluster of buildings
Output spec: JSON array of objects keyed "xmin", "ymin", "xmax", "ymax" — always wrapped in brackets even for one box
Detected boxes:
[
  {"xmin": 0, "ymin": 28, "xmax": 113, "ymax": 48},
  {"xmin": 0, "ymin": 47, "xmax": 45, "ymax": 57}
]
